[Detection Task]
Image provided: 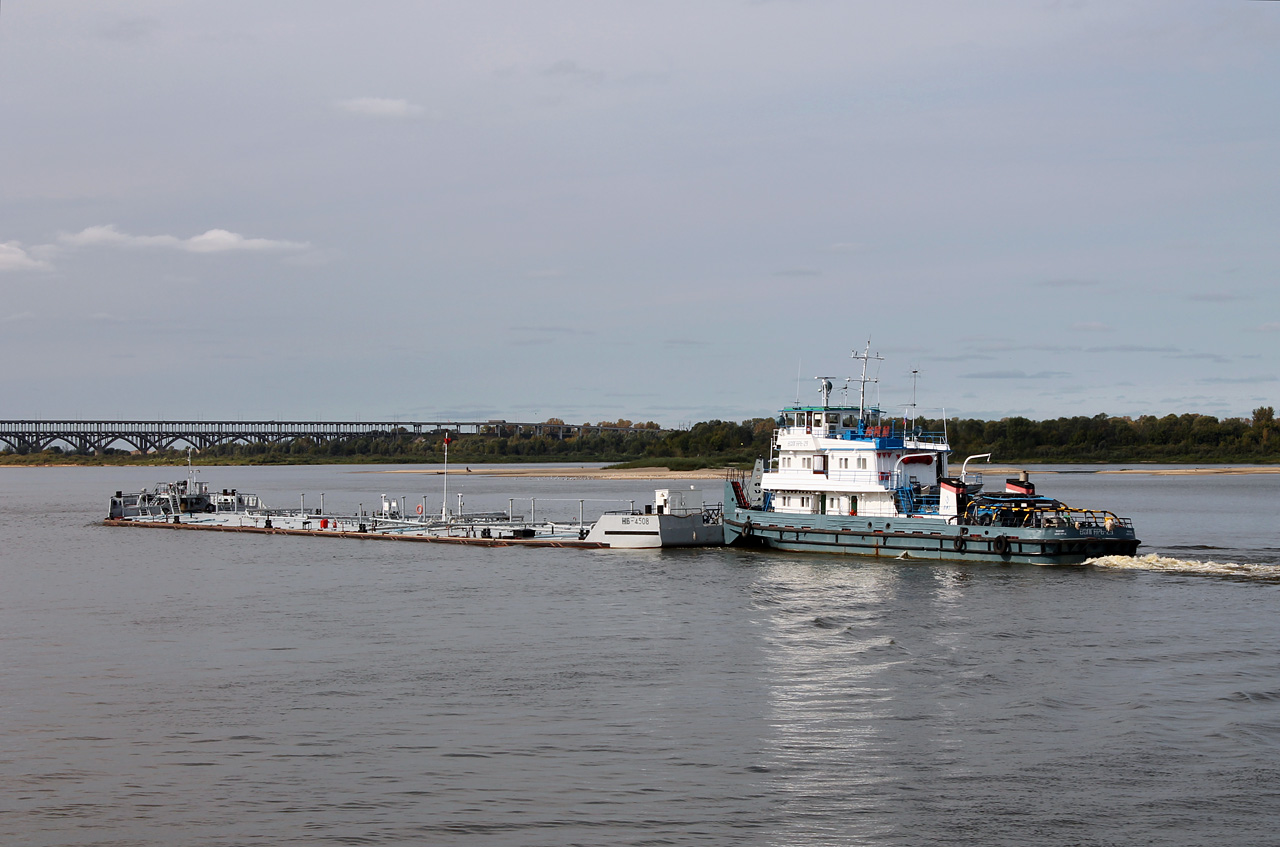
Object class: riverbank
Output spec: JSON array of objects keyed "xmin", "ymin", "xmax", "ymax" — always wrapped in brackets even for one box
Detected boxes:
[
  {"xmin": 4, "ymin": 461, "xmax": 1278, "ymax": 478},
  {"xmin": 371, "ymin": 466, "xmax": 729, "ymax": 480},
  {"xmin": 367, "ymin": 465, "xmax": 1280, "ymax": 480}
]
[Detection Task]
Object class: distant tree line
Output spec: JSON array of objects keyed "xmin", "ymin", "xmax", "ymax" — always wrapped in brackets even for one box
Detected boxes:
[
  {"xmin": 4, "ymin": 408, "xmax": 1277, "ymax": 466},
  {"xmin": 931, "ymin": 406, "xmax": 1279, "ymax": 464}
]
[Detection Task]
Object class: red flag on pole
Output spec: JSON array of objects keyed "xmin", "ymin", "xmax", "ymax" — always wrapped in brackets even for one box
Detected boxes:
[{"xmin": 443, "ymin": 435, "xmax": 452, "ymax": 446}]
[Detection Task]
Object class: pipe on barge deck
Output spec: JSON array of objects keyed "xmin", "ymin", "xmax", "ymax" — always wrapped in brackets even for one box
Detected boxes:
[{"xmin": 102, "ymin": 518, "xmax": 608, "ymax": 549}]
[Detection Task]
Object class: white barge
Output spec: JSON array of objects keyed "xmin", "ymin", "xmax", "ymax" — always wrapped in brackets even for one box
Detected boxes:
[
  {"xmin": 106, "ymin": 474, "xmax": 723, "ymax": 549},
  {"xmin": 583, "ymin": 487, "xmax": 724, "ymax": 548}
]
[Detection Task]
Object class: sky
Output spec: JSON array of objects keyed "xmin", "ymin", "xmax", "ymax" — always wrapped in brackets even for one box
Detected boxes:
[{"xmin": 1, "ymin": 1, "xmax": 1277, "ymax": 427}]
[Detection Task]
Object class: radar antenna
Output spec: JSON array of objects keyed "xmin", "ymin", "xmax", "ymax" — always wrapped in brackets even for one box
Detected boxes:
[{"xmin": 814, "ymin": 377, "xmax": 836, "ymax": 407}]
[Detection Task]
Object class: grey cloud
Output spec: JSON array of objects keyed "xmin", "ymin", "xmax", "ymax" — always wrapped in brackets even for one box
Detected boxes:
[
  {"xmin": 960, "ymin": 370, "xmax": 1072, "ymax": 379},
  {"xmin": 1040, "ymin": 278, "xmax": 1101, "ymax": 288},
  {"xmin": 542, "ymin": 60, "xmax": 605, "ymax": 84}
]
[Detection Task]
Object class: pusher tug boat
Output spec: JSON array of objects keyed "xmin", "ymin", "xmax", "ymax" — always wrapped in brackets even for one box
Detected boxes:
[{"xmin": 723, "ymin": 346, "xmax": 1140, "ymax": 565}]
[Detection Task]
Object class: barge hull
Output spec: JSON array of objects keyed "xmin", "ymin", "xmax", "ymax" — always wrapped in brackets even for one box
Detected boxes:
[{"xmin": 102, "ymin": 519, "xmax": 608, "ymax": 549}]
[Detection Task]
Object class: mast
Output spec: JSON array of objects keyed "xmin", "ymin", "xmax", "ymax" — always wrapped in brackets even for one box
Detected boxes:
[
  {"xmin": 850, "ymin": 341, "xmax": 883, "ymax": 427},
  {"xmin": 906, "ymin": 368, "xmax": 920, "ymax": 432},
  {"xmin": 186, "ymin": 447, "xmax": 197, "ymax": 495},
  {"xmin": 441, "ymin": 432, "xmax": 452, "ymax": 519}
]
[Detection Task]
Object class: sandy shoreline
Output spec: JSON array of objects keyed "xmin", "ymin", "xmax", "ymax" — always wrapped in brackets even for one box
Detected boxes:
[
  {"xmin": 945, "ymin": 465, "xmax": 1280, "ymax": 477},
  {"xmin": 1100, "ymin": 466, "xmax": 1280, "ymax": 475},
  {"xmin": 3, "ymin": 463, "xmax": 1277, "ymax": 477},
  {"xmin": 373, "ymin": 466, "xmax": 729, "ymax": 480},
  {"xmin": 371, "ymin": 464, "xmax": 1280, "ymax": 480}
]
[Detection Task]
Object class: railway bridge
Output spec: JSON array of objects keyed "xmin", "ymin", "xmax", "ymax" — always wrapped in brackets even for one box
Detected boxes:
[{"xmin": 0, "ymin": 420, "xmax": 667, "ymax": 454}]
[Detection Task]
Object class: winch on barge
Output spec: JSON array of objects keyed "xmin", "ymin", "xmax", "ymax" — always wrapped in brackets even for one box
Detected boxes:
[{"xmin": 723, "ymin": 346, "xmax": 1140, "ymax": 565}]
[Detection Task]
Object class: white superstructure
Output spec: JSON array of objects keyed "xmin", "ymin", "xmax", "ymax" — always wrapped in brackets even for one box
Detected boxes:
[{"xmin": 757, "ymin": 346, "xmax": 954, "ymax": 521}]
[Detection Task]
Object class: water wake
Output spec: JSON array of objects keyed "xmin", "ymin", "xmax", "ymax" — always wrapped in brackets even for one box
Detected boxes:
[{"xmin": 1088, "ymin": 553, "xmax": 1280, "ymax": 581}]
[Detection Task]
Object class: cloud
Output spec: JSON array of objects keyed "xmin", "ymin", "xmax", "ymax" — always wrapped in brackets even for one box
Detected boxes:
[
  {"xmin": 542, "ymin": 60, "xmax": 605, "ymax": 84},
  {"xmin": 1, "ymin": 310, "xmax": 36, "ymax": 323},
  {"xmin": 967, "ymin": 342, "xmax": 1078, "ymax": 354},
  {"xmin": 1188, "ymin": 291, "xmax": 1246, "ymax": 303},
  {"xmin": 1201, "ymin": 375, "xmax": 1279, "ymax": 385},
  {"xmin": 334, "ymin": 97, "xmax": 424, "ymax": 117},
  {"xmin": 59, "ymin": 225, "xmax": 309, "ymax": 253},
  {"xmin": 1071, "ymin": 322, "xmax": 1112, "ymax": 332},
  {"xmin": 1252, "ymin": 323, "xmax": 1280, "ymax": 333},
  {"xmin": 506, "ymin": 325, "xmax": 595, "ymax": 337},
  {"xmin": 1040, "ymin": 278, "xmax": 1101, "ymax": 288},
  {"xmin": 1085, "ymin": 345, "xmax": 1180, "ymax": 354},
  {"xmin": 96, "ymin": 16, "xmax": 160, "ymax": 43},
  {"xmin": 282, "ymin": 248, "xmax": 341, "ymax": 267},
  {"xmin": 960, "ymin": 370, "xmax": 1071, "ymax": 379},
  {"xmin": 0, "ymin": 242, "xmax": 53, "ymax": 272},
  {"xmin": 61, "ymin": 225, "xmax": 178, "ymax": 249},
  {"xmin": 184, "ymin": 229, "xmax": 308, "ymax": 253}
]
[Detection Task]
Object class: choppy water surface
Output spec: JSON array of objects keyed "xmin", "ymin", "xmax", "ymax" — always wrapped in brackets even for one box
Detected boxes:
[{"xmin": 2, "ymin": 465, "xmax": 1279, "ymax": 846}]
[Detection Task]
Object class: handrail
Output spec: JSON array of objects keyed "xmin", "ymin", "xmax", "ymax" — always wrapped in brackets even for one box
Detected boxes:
[{"xmin": 892, "ymin": 453, "xmax": 937, "ymax": 478}]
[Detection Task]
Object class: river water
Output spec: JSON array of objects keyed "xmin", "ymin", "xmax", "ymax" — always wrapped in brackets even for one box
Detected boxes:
[{"xmin": 3, "ymin": 465, "xmax": 1278, "ymax": 846}]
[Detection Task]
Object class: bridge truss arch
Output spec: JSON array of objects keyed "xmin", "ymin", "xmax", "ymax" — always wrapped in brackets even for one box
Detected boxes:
[{"xmin": 0, "ymin": 419, "xmax": 671, "ymax": 456}]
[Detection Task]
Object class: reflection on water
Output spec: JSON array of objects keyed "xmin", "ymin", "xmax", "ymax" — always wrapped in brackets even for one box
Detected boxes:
[{"xmin": 754, "ymin": 561, "xmax": 913, "ymax": 844}]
